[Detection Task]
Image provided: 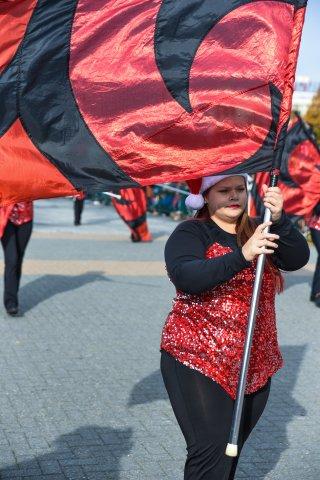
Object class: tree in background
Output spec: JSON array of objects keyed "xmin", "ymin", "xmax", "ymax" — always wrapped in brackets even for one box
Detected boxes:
[{"xmin": 304, "ymin": 89, "xmax": 320, "ymax": 142}]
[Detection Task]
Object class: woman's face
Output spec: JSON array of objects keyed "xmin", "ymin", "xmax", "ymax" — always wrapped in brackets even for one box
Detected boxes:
[{"xmin": 205, "ymin": 176, "xmax": 247, "ymax": 223}]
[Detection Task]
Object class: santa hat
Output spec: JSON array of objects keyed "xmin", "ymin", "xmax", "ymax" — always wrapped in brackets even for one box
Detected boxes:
[{"xmin": 185, "ymin": 174, "xmax": 248, "ymax": 210}]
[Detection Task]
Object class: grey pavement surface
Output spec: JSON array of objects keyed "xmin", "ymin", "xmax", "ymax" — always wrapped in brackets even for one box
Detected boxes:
[{"xmin": 0, "ymin": 198, "xmax": 319, "ymax": 480}]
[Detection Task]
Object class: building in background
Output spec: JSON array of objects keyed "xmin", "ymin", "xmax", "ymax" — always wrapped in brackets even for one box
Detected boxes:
[{"xmin": 293, "ymin": 76, "xmax": 320, "ymax": 116}]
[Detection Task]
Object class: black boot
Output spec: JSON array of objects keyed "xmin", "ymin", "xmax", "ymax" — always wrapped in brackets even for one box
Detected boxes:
[{"xmin": 6, "ymin": 302, "xmax": 19, "ymax": 316}]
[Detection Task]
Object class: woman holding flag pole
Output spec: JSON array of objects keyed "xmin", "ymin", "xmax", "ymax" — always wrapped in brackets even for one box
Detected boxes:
[
  {"xmin": 0, "ymin": 2, "xmax": 310, "ymax": 475},
  {"xmin": 160, "ymin": 173, "xmax": 309, "ymax": 479}
]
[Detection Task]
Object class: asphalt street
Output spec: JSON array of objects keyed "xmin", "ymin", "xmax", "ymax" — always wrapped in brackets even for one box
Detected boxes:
[{"xmin": 0, "ymin": 198, "xmax": 318, "ymax": 480}]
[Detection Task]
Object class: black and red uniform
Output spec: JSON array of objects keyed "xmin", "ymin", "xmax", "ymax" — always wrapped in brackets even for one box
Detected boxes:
[
  {"xmin": 0, "ymin": 202, "xmax": 33, "ymax": 313},
  {"xmin": 307, "ymin": 203, "xmax": 320, "ymax": 306}
]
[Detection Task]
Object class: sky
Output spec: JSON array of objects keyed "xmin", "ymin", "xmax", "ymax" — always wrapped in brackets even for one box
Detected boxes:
[{"xmin": 296, "ymin": 0, "xmax": 320, "ymax": 81}]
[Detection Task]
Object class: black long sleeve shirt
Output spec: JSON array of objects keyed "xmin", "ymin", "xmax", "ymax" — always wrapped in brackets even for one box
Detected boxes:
[{"xmin": 165, "ymin": 212, "xmax": 310, "ymax": 295}]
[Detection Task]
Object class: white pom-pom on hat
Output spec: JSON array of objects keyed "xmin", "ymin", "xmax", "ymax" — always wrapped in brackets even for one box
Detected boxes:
[{"xmin": 185, "ymin": 193, "xmax": 205, "ymax": 210}]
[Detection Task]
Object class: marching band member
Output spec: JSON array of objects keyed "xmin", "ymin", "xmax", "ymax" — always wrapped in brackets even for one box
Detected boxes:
[
  {"xmin": 160, "ymin": 174, "xmax": 309, "ymax": 480},
  {"xmin": 0, "ymin": 202, "xmax": 33, "ymax": 316},
  {"xmin": 307, "ymin": 202, "xmax": 320, "ymax": 307}
]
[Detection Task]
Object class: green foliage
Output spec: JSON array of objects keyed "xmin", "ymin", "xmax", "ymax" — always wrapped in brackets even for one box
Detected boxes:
[{"xmin": 304, "ymin": 89, "xmax": 320, "ymax": 142}]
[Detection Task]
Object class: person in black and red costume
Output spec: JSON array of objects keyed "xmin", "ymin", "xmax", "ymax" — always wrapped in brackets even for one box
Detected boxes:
[
  {"xmin": 307, "ymin": 201, "xmax": 320, "ymax": 308},
  {"xmin": 0, "ymin": 202, "xmax": 33, "ymax": 316},
  {"xmin": 160, "ymin": 174, "xmax": 309, "ymax": 480},
  {"xmin": 73, "ymin": 195, "xmax": 85, "ymax": 226}
]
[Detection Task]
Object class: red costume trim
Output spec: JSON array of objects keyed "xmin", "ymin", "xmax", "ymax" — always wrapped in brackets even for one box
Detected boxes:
[{"xmin": 9, "ymin": 202, "xmax": 33, "ymax": 226}]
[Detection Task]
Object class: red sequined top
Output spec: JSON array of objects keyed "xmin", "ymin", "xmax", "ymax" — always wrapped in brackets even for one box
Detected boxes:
[
  {"xmin": 9, "ymin": 202, "xmax": 33, "ymax": 226},
  {"xmin": 161, "ymin": 241, "xmax": 283, "ymax": 399}
]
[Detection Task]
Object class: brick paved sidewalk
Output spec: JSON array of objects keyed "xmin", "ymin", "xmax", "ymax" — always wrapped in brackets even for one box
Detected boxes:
[{"xmin": 0, "ymin": 199, "xmax": 318, "ymax": 480}]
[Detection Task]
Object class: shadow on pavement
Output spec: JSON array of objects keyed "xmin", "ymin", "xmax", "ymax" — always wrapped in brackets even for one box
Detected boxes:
[
  {"xmin": 20, "ymin": 272, "xmax": 109, "ymax": 313},
  {"xmin": 129, "ymin": 345, "xmax": 307, "ymax": 479},
  {"xmin": 0, "ymin": 425, "xmax": 133, "ymax": 480},
  {"xmin": 244, "ymin": 344, "xmax": 307, "ymax": 478},
  {"xmin": 19, "ymin": 272, "xmax": 160, "ymax": 313},
  {"xmin": 128, "ymin": 369, "xmax": 167, "ymax": 406}
]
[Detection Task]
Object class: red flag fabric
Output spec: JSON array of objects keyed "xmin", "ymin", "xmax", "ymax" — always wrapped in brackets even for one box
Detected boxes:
[
  {"xmin": 0, "ymin": 1, "xmax": 307, "ymax": 206},
  {"xmin": 111, "ymin": 188, "xmax": 152, "ymax": 242},
  {"xmin": 248, "ymin": 171, "xmax": 269, "ymax": 218},
  {"xmin": 250, "ymin": 116, "xmax": 320, "ymax": 218}
]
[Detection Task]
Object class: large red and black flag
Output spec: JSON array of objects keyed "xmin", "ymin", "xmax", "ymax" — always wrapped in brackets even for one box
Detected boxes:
[
  {"xmin": 250, "ymin": 115, "xmax": 320, "ymax": 218},
  {"xmin": 0, "ymin": 0, "xmax": 308, "ymax": 206}
]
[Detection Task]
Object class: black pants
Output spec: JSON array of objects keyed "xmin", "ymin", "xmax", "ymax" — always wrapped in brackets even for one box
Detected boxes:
[
  {"xmin": 310, "ymin": 228, "xmax": 320, "ymax": 299},
  {"xmin": 1, "ymin": 221, "xmax": 33, "ymax": 309},
  {"xmin": 161, "ymin": 351, "xmax": 271, "ymax": 480},
  {"xmin": 74, "ymin": 199, "xmax": 84, "ymax": 225}
]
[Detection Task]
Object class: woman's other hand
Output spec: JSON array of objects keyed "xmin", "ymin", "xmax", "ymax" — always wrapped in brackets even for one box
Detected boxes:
[{"xmin": 242, "ymin": 222, "xmax": 279, "ymax": 261}]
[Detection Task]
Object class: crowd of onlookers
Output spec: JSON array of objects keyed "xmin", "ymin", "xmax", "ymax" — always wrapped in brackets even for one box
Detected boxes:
[
  {"xmin": 88, "ymin": 184, "xmax": 191, "ymax": 221},
  {"xmin": 145, "ymin": 184, "xmax": 189, "ymax": 220}
]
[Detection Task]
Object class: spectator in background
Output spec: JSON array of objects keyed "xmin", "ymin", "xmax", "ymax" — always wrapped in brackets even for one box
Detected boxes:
[{"xmin": 147, "ymin": 183, "xmax": 190, "ymax": 220}]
